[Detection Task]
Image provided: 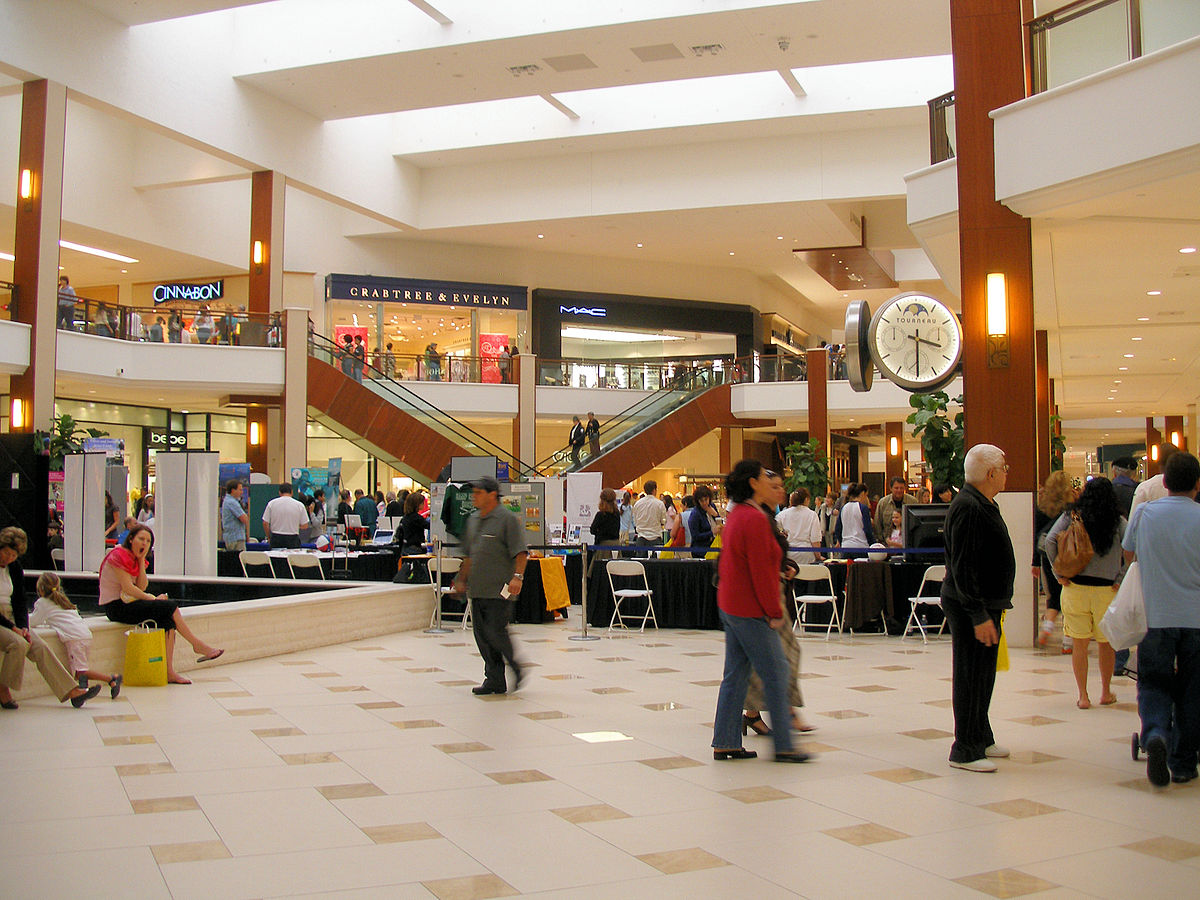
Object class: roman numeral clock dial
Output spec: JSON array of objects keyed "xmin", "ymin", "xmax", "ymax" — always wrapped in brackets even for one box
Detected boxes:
[{"xmin": 845, "ymin": 293, "xmax": 963, "ymax": 393}]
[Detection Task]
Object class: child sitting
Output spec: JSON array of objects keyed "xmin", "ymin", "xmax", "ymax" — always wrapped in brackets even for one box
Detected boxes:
[{"xmin": 28, "ymin": 572, "xmax": 121, "ymax": 698}]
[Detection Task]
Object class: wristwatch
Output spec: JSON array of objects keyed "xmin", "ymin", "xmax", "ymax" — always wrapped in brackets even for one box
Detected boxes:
[{"xmin": 511, "ymin": 573, "xmax": 524, "ymax": 580}]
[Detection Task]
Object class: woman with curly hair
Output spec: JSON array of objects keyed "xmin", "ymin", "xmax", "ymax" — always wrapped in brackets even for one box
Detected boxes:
[
  {"xmin": 1046, "ymin": 476, "xmax": 1126, "ymax": 708},
  {"xmin": 1034, "ymin": 470, "xmax": 1076, "ymax": 651}
]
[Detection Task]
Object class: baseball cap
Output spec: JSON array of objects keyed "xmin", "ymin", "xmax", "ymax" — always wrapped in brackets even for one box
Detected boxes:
[
  {"xmin": 471, "ymin": 476, "xmax": 501, "ymax": 494},
  {"xmin": 1112, "ymin": 456, "xmax": 1137, "ymax": 470}
]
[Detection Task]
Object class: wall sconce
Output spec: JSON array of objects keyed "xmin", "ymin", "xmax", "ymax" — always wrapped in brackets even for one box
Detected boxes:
[
  {"xmin": 1151, "ymin": 443, "xmax": 1160, "ymax": 462},
  {"xmin": 986, "ymin": 272, "xmax": 1010, "ymax": 368},
  {"xmin": 889, "ymin": 436, "xmax": 900, "ymax": 456},
  {"xmin": 1170, "ymin": 430, "xmax": 1181, "ymax": 447},
  {"xmin": 252, "ymin": 240, "xmax": 264, "ymax": 273},
  {"xmin": 11, "ymin": 398, "xmax": 25, "ymax": 430},
  {"xmin": 19, "ymin": 168, "xmax": 34, "ymax": 201},
  {"xmin": 248, "ymin": 421, "xmax": 261, "ymax": 446}
]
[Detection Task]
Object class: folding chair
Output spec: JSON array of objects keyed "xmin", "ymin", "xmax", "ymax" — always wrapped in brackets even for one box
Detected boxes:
[
  {"xmin": 793, "ymin": 564, "xmax": 842, "ymax": 640},
  {"xmin": 431, "ymin": 556, "xmax": 471, "ymax": 630},
  {"xmin": 286, "ymin": 552, "xmax": 325, "ymax": 580},
  {"xmin": 902, "ymin": 565, "xmax": 947, "ymax": 644},
  {"xmin": 605, "ymin": 560, "xmax": 658, "ymax": 633},
  {"xmin": 239, "ymin": 549, "xmax": 276, "ymax": 578},
  {"xmin": 51, "ymin": 548, "xmax": 65, "ymax": 570}
]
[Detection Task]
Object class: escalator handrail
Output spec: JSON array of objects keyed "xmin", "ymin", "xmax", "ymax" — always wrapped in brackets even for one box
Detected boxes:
[{"xmin": 308, "ymin": 334, "xmax": 541, "ymax": 479}]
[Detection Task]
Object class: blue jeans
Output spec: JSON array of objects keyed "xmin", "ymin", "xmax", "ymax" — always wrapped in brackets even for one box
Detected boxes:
[
  {"xmin": 712, "ymin": 610, "xmax": 794, "ymax": 755},
  {"xmin": 1138, "ymin": 627, "xmax": 1200, "ymax": 776}
]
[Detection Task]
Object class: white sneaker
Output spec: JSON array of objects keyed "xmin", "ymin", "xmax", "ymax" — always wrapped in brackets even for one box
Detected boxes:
[
  {"xmin": 1037, "ymin": 619, "xmax": 1053, "ymax": 647},
  {"xmin": 950, "ymin": 758, "xmax": 997, "ymax": 773},
  {"xmin": 984, "ymin": 744, "xmax": 1010, "ymax": 758}
]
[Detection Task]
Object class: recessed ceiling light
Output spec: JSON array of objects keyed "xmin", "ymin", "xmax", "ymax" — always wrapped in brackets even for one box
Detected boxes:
[
  {"xmin": 537, "ymin": 234, "xmax": 544, "ymax": 239},
  {"xmin": 776, "ymin": 235, "xmax": 783, "ymax": 240},
  {"xmin": 59, "ymin": 239, "xmax": 138, "ymax": 263},
  {"xmin": 1115, "ymin": 409, "xmax": 1123, "ymax": 413},
  {"xmin": 729, "ymin": 251, "xmax": 735, "ymax": 256},
  {"xmin": 1147, "ymin": 290, "xmax": 1162, "ymax": 296},
  {"xmin": 1137, "ymin": 316, "xmax": 1150, "ymax": 321},
  {"xmin": 1131, "ymin": 336, "xmax": 1143, "ymax": 341},
  {"xmin": 1119, "ymin": 366, "xmax": 1129, "ymax": 371},
  {"xmin": 1123, "ymin": 353, "xmax": 1135, "ymax": 358},
  {"xmin": 1114, "ymin": 380, "xmax": 1121, "ymax": 383},
  {"xmin": 636, "ymin": 243, "xmax": 643, "ymax": 248},
  {"xmin": 1181, "ymin": 247, "xmax": 1197, "ymax": 254}
]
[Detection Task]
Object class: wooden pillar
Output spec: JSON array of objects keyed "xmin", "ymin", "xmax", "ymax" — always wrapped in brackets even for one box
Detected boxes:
[
  {"xmin": 1035, "ymin": 330, "xmax": 1050, "ymax": 485},
  {"xmin": 884, "ymin": 421, "xmax": 905, "ymax": 484},
  {"xmin": 719, "ymin": 427, "xmax": 744, "ymax": 473},
  {"xmin": 952, "ymin": 0, "xmax": 1036, "ymax": 490},
  {"xmin": 281, "ymin": 308, "xmax": 309, "ymax": 479},
  {"xmin": 249, "ymin": 170, "xmax": 284, "ymax": 315},
  {"xmin": 1146, "ymin": 418, "xmax": 1162, "ymax": 477},
  {"xmin": 1164, "ymin": 415, "xmax": 1185, "ymax": 453},
  {"xmin": 246, "ymin": 406, "xmax": 268, "ymax": 475},
  {"xmin": 806, "ymin": 348, "xmax": 829, "ymax": 482},
  {"xmin": 11, "ymin": 79, "xmax": 67, "ymax": 432}
]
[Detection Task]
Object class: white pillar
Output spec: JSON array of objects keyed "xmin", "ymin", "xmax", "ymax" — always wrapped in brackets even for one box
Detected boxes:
[{"xmin": 998, "ymin": 490, "xmax": 1035, "ymax": 648}]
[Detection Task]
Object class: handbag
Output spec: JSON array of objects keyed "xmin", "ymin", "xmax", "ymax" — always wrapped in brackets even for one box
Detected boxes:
[
  {"xmin": 705, "ymin": 532, "xmax": 722, "ymax": 561},
  {"xmin": 995, "ymin": 612, "xmax": 1009, "ymax": 672},
  {"xmin": 123, "ymin": 620, "xmax": 168, "ymax": 687},
  {"xmin": 1099, "ymin": 561, "xmax": 1147, "ymax": 650},
  {"xmin": 1052, "ymin": 512, "xmax": 1094, "ymax": 579}
]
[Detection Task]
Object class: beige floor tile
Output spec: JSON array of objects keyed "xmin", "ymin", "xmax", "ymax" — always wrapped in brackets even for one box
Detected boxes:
[
  {"xmin": 521, "ymin": 710, "xmax": 568, "ymax": 720},
  {"xmin": 868, "ymin": 767, "xmax": 941, "ymax": 783},
  {"xmin": 228, "ymin": 706, "xmax": 274, "ymax": 716},
  {"xmin": 1123, "ymin": 836, "xmax": 1200, "ymax": 860},
  {"xmin": 551, "ymin": 804, "xmax": 630, "ymax": 824},
  {"xmin": 874, "ymin": 664, "xmax": 913, "ymax": 671},
  {"xmin": 406, "ymin": 666, "xmax": 444, "ymax": 673},
  {"xmin": 93, "ymin": 713, "xmax": 141, "ymax": 722},
  {"xmin": 318, "ymin": 782, "xmax": 387, "ymax": 800},
  {"xmin": 636, "ymin": 847, "xmax": 728, "ymax": 875},
  {"xmin": 132, "ymin": 795, "xmax": 201, "ymax": 813},
  {"xmin": 392, "ymin": 718, "xmax": 443, "ymax": 729},
  {"xmin": 252, "ymin": 726, "xmax": 305, "ymax": 737},
  {"xmin": 210, "ymin": 690, "xmax": 253, "ymax": 698},
  {"xmin": 439, "ymin": 679, "xmax": 477, "ymax": 687},
  {"xmin": 436, "ymin": 742, "xmax": 493, "ymax": 753},
  {"xmin": 823, "ymin": 823, "xmax": 910, "ymax": 845},
  {"xmin": 102, "ymin": 734, "xmax": 157, "ymax": 746},
  {"xmin": 641, "ymin": 701, "xmax": 688, "ymax": 710},
  {"xmin": 421, "ymin": 873, "xmax": 519, "ymax": 900},
  {"xmin": 304, "ymin": 671, "xmax": 341, "ymax": 678},
  {"xmin": 117, "ymin": 762, "xmax": 176, "ymax": 776},
  {"xmin": 638, "ymin": 756, "xmax": 704, "ymax": 770},
  {"xmin": 1008, "ymin": 715, "xmax": 1066, "ymax": 726},
  {"xmin": 643, "ymin": 667, "xmax": 680, "ymax": 673},
  {"xmin": 690, "ymin": 679, "xmax": 722, "ymax": 686},
  {"xmin": 281, "ymin": 752, "xmax": 341, "ymax": 765},
  {"xmin": 487, "ymin": 769, "xmax": 552, "ymax": 785},
  {"xmin": 279, "ymin": 660, "xmax": 319, "ymax": 665},
  {"xmin": 981, "ymin": 799, "xmax": 1062, "ymax": 818},
  {"xmin": 900, "ymin": 728, "xmax": 954, "ymax": 740},
  {"xmin": 849, "ymin": 684, "xmax": 895, "ymax": 692},
  {"xmin": 954, "ymin": 867, "xmax": 1058, "ymax": 897},
  {"xmin": 356, "ymin": 700, "xmax": 403, "ymax": 709},
  {"xmin": 361, "ymin": 821, "xmax": 442, "ymax": 843},
  {"xmin": 820, "ymin": 709, "xmax": 869, "ymax": 718},
  {"xmin": 150, "ymin": 839, "xmax": 231, "ymax": 864},
  {"xmin": 720, "ymin": 785, "xmax": 795, "ymax": 803},
  {"xmin": 1007, "ymin": 751, "xmax": 1063, "ymax": 764},
  {"xmin": 327, "ymin": 685, "xmax": 369, "ymax": 692},
  {"xmin": 590, "ymin": 687, "xmax": 632, "ymax": 694},
  {"xmin": 543, "ymin": 673, "xmax": 584, "ymax": 680}
]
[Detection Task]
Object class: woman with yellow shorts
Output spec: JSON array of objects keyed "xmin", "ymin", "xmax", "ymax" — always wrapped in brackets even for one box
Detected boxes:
[{"xmin": 1046, "ymin": 477, "xmax": 1127, "ymax": 709}]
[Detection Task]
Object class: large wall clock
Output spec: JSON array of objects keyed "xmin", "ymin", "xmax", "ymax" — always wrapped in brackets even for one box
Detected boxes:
[
  {"xmin": 843, "ymin": 300, "xmax": 874, "ymax": 392},
  {"xmin": 866, "ymin": 292, "xmax": 962, "ymax": 392}
]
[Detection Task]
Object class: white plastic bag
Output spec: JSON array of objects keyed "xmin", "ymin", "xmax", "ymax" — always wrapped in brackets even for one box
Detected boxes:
[{"xmin": 1099, "ymin": 561, "xmax": 1147, "ymax": 651}]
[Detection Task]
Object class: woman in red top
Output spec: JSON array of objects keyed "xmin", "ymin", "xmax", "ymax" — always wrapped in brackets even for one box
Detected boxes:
[
  {"xmin": 711, "ymin": 460, "xmax": 809, "ymax": 763},
  {"xmin": 99, "ymin": 524, "xmax": 223, "ymax": 685}
]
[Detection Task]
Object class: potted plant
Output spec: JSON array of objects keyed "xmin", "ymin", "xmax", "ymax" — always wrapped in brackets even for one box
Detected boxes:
[
  {"xmin": 1049, "ymin": 413, "xmax": 1066, "ymax": 471},
  {"xmin": 906, "ymin": 391, "xmax": 965, "ymax": 489},
  {"xmin": 783, "ymin": 437, "xmax": 830, "ymax": 506},
  {"xmin": 37, "ymin": 413, "xmax": 109, "ymax": 470}
]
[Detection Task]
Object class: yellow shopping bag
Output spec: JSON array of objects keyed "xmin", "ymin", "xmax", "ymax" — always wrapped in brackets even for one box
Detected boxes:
[
  {"xmin": 995, "ymin": 612, "xmax": 1009, "ymax": 672},
  {"xmin": 705, "ymin": 533, "xmax": 722, "ymax": 561},
  {"xmin": 124, "ymin": 621, "xmax": 168, "ymax": 686}
]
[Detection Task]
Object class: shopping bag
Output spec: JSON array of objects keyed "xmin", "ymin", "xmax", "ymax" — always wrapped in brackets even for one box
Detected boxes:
[
  {"xmin": 123, "ymin": 621, "xmax": 167, "ymax": 687},
  {"xmin": 705, "ymin": 533, "xmax": 722, "ymax": 561},
  {"xmin": 1099, "ymin": 561, "xmax": 1147, "ymax": 650},
  {"xmin": 995, "ymin": 612, "xmax": 1009, "ymax": 672}
]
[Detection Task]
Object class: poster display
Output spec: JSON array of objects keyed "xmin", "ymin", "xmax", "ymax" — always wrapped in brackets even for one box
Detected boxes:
[
  {"xmin": 219, "ymin": 462, "xmax": 251, "ymax": 525},
  {"xmin": 501, "ymin": 481, "xmax": 545, "ymax": 547},
  {"xmin": 566, "ymin": 472, "xmax": 603, "ymax": 544},
  {"xmin": 478, "ymin": 332, "xmax": 509, "ymax": 384},
  {"xmin": 527, "ymin": 476, "xmax": 564, "ymax": 541}
]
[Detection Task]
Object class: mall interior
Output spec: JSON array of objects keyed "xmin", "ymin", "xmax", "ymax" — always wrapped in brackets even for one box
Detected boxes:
[{"xmin": 3, "ymin": 2, "xmax": 1200, "ymax": 898}]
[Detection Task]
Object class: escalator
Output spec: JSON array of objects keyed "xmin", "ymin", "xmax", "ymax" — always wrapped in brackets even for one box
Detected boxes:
[
  {"xmin": 307, "ymin": 336, "xmax": 537, "ymax": 483},
  {"xmin": 536, "ymin": 373, "xmax": 774, "ymax": 487}
]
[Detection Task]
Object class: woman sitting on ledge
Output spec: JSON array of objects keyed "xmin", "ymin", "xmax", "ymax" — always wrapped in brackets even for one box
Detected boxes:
[{"xmin": 99, "ymin": 524, "xmax": 223, "ymax": 685}]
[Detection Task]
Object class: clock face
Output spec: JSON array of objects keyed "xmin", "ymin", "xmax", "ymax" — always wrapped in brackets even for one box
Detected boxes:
[{"xmin": 867, "ymin": 292, "xmax": 962, "ymax": 391}]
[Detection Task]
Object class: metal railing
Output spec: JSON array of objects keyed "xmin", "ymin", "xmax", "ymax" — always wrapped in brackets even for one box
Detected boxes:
[
  {"xmin": 363, "ymin": 350, "xmax": 508, "ymax": 385},
  {"xmin": 928, "ymin": 91, "xmax": 955, "ymax": 165},
  {"xmin": 1029, "ymin": 0, "xmax": 1200, "ymax": 93},
  {"xmin": 308, "ymin": 333, "xmax": 539, "ymax": 480},
  {"xmin": 57, "ymin": 297, "xmax": 281, "ymax": 347}
]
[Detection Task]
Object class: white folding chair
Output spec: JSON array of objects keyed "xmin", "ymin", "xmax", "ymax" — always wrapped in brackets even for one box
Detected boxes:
[
  {"xmin": 431, "ymin": 556, "xmax": 471, "ymax": 630},
  {"xmin": 239, "ymin": 549, "xmax": 276, "ymax": 578},
  {"xmin": 605, "ymin": 560, "xmax": 658, "ymax": 633},
  {"xmin": 902, "ymin": 565, "xmax": 947, "ymax": 644},
  {"xmin": 286, "ymin": 552, "xmax": 325, "ymax": 580},
  {"xmin": 51, "ymin": 548, "xmax": 65, "ymax": 570},
  {"xmin": 793, "ymin": 564, "xmax": 842, "ymax": 640}
]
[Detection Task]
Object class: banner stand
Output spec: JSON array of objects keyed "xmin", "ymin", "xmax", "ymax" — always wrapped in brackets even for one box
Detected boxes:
[
  {"xmin": 569, "ymin": 542, "xmax": 601, "ymax": 642},
  {"xmin": 424, "ymin": 538, "xmax": 454, "ymax": 635}
]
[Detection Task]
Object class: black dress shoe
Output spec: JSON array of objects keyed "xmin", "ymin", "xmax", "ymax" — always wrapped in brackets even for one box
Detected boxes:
[
  {"xmin": 1146, "ymin": 735, "xmax": 1170, "ymax": 787},
  {"xmin": 1171, "ymin": 769, "xmax": 1198, "ymax": 784},
  {"xmin": 511, "ymin": 664, "xmax": 523, "ymax": 692},
  {"xmin": 472, "ymin": 684, "xmax": 506, "ymax": 695},
  {"xmin": 71, "ymin": 684, "xmax": 102, "ymax": 708}
]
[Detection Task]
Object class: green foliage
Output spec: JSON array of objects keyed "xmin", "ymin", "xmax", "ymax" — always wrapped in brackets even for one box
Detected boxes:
[
  {"xmin": 906, "ymin": 391, "xmax": 965, "ymax": 488},
  {"xmin": 783, "ymin": 438, "xmax": 830, "ymax": 507},
  {"xmin": 1049, "ymin": 414, "xmax": 1066, "ymax": 472},
  {"xmin": 37, "ymin": 413, "xmax": 108, "ymax": 470}
]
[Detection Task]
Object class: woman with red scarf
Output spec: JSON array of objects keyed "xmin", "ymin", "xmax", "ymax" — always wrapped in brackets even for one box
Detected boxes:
[{"xmin": 99, "ymin": 524, "xmax": 223, "ymax": 685}]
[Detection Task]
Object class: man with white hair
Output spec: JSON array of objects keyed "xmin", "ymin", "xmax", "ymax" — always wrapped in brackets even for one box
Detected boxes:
[{"xmin": 940, "ymin": 443, "xmax": 1016, "ymax": 773}]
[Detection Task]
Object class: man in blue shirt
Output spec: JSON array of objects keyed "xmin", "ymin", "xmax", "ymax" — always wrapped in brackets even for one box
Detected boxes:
[
  {"xmin": 1123, "ymin": 451, "xmax": 1200, "ymax": 787},
  {"xmin": 352, "ymin": 489, "xmax": 378, "ymax": 530},
  {"xmin": 221, "ymin": 480, "xmax": 249, "ymax": 551}
]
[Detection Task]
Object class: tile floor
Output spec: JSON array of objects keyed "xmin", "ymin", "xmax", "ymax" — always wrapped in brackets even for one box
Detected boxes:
[{"xmin": 3, "ymin": 620, "xmax": 1196, "ymax": 898}]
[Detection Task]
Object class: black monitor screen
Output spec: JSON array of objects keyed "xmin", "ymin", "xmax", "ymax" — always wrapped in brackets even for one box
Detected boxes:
[{"xmin": 903, "ymin": 503, "xmax": 949, "ymax": 562}]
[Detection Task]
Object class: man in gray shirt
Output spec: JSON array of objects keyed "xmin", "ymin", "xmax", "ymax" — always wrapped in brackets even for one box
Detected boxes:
[{"xmin": 453, "ymin": 477, "xmax": 528, "ymax": 695}]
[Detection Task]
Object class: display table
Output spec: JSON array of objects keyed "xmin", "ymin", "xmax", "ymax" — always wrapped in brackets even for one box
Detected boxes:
[
  {"xmin": 219, "ymin": 548, "xmax": 399, "ymax": 582},
  {"xmin": 513, "ymin": 554, "xmax": 584, "ymax": 623},
  {"xmin": 587, "ymin": 557, "xmax": 719, "ymax": 629}
]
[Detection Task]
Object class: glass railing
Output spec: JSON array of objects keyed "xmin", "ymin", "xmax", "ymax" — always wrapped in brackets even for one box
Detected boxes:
[
  {"xmin": 0, "ymin": 281, "xmax": 13, "ymax": 322},
  {"xmin": 58, "ymin": 297, "xmax": 282, "ymax": 347},
  {"xmin": 537, "ymin": 358, "xmax": 728, "ymax": 390},
  {"xmin": 928, "ymin": 91, "xmax": 955, "ymax": 164},
  {"xmin": 308, "ymin": 334, "xmax": 538, "ymax": 480},
  {"xmin": 1030, "ymin": 0, "xmax": 1200, "ymax": 93},
  {"xmin": 363, "ymin": 350, "xmax": 506, "ymax": 385}
]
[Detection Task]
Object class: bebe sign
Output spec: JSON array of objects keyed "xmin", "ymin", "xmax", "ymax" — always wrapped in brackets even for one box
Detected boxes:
[
  {"xmin": 153, "ymin": 280, "xmax": 224, "ymax": 303},
  {"xmin": 147, "ymin": 429, "xmax": 187, "ymax": 450}
]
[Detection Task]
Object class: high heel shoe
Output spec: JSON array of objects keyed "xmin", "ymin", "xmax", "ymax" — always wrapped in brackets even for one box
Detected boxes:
[
  {"xmin": 742, "ymin": 713, "xmax": 772, "ymax": 737},
  {"xmin": 714, "ymin": 748, "xmax": 758, "ymax": 760}
]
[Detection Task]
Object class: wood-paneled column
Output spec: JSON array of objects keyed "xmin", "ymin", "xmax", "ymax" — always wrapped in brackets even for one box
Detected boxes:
[
  {"xmin": 806, "ymin": 349, "xmax": 829, "ymax": 490},
  {"xmin": 1036, "ymin": 330, "xmax": 1050, "ymax": 485},
  {"xmin": 245, "ymin": 406, "xmax": 268, "ymax": 475},
  {"xmin": 1146, "ymin": 418, "xmax": 1162, "ymax": 477},
  {"xmin": 719, "ymin": 427, "xmax": 744, "ymax": 473},
  {"xmin": 282, "ymin": 308, "xmax": 309, "ymax": 480},
  {"xmin": 249, "ymin": 170, "xmax": 284, "ymax": 315},
  {"xmin": 884, "ymin": 422, "xmax": 905, "ymax": 484},
  {"xmin": 11, "ymin": 79, "xmax": 67, "ymax": 432}
]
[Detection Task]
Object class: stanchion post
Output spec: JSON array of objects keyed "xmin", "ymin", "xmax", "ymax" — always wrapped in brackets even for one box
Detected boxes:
[
  {"xmin": 424, "ymin": 536, "xmax": 453, "ymax": 634},
  {"xmin": 569, "ymin": 541, "xmax": 600, "ymax": 642}
]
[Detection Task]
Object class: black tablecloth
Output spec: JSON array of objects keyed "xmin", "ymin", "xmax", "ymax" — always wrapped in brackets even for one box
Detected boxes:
[
  {"xmin": 513, "ymin": 554, "xmax": 584, "ymax": 624},
  {"xmin": 219, "ymin": 549, "xmax": 399, "ymax": 582},
  {"xmin": 587, "ymin": 558, "xmax": 719, "ymax": 629},
  {"xmin": 803, "ymin": 561, "xmax": 935, "ymax": 631}
]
